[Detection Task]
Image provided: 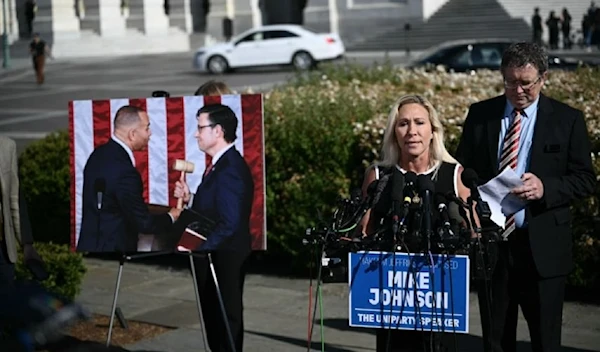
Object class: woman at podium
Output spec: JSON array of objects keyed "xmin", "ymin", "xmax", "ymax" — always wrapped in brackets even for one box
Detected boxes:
[{"xmin": 358, "ymin": 94, "xmax": 473, "ymax": 352}]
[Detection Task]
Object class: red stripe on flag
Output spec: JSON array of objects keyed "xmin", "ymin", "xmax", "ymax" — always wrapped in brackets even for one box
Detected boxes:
[
  {"xmin": 129, "ymin": 98, "xmax": 150, "ymax": 203},
  {"xmin": 92, "ymin": 100, "xmax": 111, "ymax": 148},
  {"xmin": 202, "ymin": 95, "xmax": 221, "ymax": 168},
  {"xmin": 69, "ymin": 101, "xmax": 76, "ymax": 252},
  {"xmin": 241, "ymin": 94, "xmax": 266, "ymax": 250},
  {"xmin": 166, "ymin": 97, "xmax": 186, "ymax": 207}
]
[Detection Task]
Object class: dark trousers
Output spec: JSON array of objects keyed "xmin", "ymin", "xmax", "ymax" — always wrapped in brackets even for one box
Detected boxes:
[
  {"xmin": 32, "ymin": 55, "xmax": 45, "ymax": 84},
  {"xmin": 478, "ymin": 229, "xmax": 565, "ymax": 352},
  {"xmin": 194, "ymin": 251, "xmax": 248, "ymax": 352}
]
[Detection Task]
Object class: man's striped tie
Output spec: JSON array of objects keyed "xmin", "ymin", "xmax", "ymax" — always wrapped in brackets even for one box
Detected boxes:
[{"xmin": 499, "ymin": 109, "xmax": 522, "ymax": 239}]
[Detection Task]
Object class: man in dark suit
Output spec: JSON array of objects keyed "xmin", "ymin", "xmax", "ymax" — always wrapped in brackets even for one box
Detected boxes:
[
  {"xmin": 456, "ymin": 42, "xmax": 596, "ymax": 352},
  {"xmin": 77, "ymin": 106, "xmax": 182, "ymax": 253},
  {"xmin": 174, "ymin": 103, "xmax": 254, "ymax": 352}
]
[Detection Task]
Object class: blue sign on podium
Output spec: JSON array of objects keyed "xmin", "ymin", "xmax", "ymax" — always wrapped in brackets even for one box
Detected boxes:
[{"xmin": 348, "ymin": 251, "xmax": 470, "ymax": 333}]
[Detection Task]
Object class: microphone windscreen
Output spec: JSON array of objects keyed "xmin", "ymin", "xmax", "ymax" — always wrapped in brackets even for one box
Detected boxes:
[
  {"xmin": 417, "ymin": 174, "xmax": 435, "ymax": 193},
  {"xmin": 365, "ymin": 180, "xmax": 378, "ymax": 197},
  {"xmin": 448, "ymin": 201, "xmax": 464, "ymax": 224},
  {"xmin": 391, "ymin": 169, "xmax": 405, "ymax": 202},
  {"xmin": 461, "ymin": 168, "xmax": 479, "ymax": 187},
  {"xmin": 404, "ymin": 171, "xmax": 417, "ymax": 186},
  {"xmin": 372, "ymin": 173, "xmax": 390, "ymax": 206}
]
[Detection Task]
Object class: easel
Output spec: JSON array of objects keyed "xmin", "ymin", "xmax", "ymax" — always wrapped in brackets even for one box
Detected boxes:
[{"xmin": 106, "ymin": 249, "xmax": 237, "ymax": 352}]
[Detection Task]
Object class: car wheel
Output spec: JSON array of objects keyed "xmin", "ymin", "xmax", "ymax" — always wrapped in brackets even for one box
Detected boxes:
[
  {"xmin": 207, "ymin": 55, "xmax": 229, "ymax": 74},
  {"xmin": 292, "ymin": 51, "xmax": 314, "ymax": 70}
]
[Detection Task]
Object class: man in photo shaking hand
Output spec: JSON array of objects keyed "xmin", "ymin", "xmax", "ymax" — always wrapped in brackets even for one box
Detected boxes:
[{"xmin": 174, "ymin": 103, "xmax": 254, "ymax": 352}]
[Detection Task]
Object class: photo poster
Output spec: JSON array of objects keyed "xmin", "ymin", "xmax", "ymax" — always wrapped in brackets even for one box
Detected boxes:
[{"xmin": 68, "ymin": 94, "xmax": 266, "ymax": 253}]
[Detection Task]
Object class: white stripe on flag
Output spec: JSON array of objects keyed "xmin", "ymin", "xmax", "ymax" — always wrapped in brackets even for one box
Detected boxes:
[
  {"xmin": 146, "ymin": 98, "xmax": 169, "ymax": 206},
  {"xmin": 183, "ymin": 96, "xmax": 206, "ymax": 192},
  {"xmin": 221, "ymin": 94, "xmax": 244, "ymax": 156},
  {"xmin": 73, "ymin": 100, "xmax": 94, "ymax": 245},
  {"xmin": 110, "ymin": 99, "xmax": 129, "ymax": 134}
]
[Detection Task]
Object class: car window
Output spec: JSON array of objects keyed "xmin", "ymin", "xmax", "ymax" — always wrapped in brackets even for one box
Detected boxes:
[
  {"xmin": 451, "ymin": 46, "xmax": 474, "ymax": 66},
  {"xmin": 264, "ymin": 30, "xmax": 299, "ymax": 40},
  {"xmin": 420, "ymin": 47, "xmax": 455, "ymax": 64},
  {"xmin": 236, "ymin": 31, "xmax": 264, "ymax": 44},
  {"xmin": 451, "ymin": 44, "xmax": 503, "ymax": 66},
  {"xmin": 478, "ymin": 45, "xmax": 503, "ymax": 66}
]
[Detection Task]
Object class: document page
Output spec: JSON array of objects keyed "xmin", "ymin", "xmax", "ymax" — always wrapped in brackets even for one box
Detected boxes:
[{"xmin": 477, "ymin": 167, "xmax": 527, "ymax": 228}]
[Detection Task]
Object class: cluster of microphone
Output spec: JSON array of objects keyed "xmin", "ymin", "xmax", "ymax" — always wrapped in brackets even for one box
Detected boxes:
[{"xmin": 304, "ymin": 166, "xmax": 501, "ymax": 260}]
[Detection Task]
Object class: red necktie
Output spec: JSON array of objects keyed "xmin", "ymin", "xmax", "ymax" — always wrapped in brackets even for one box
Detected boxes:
[
  {"xmin": 203, "ymin": 161, "xmax": 213, "ymax": 179},
  {"xmin": 499, "ymin": 109, "xmax": 522, "ymax": 238}
]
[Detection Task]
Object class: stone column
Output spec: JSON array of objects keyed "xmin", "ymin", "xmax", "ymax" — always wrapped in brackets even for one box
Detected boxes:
[
  {"xmin": 98, "ymin": 0, "xmax": 126, "ymax": 36},
  {"xmin": 141, "ymin": 0, "xmax": 169, "ymax": 34},
  {"xmin": 34, "ymin": 0, "xmax": 81, "ymax": 40},
  {"xmin": 8, "ymin": 0, "xmax": 19, "ymax": 40}
]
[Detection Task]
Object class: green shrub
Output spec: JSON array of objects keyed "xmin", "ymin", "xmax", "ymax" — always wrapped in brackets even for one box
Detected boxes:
[
  {"xmin": 18, "ymin": 130, "xmax": 71, "ymax": 244},
  {"xmin": 15, "ymin": 242, "xmax": 87, "ymax": 300}
]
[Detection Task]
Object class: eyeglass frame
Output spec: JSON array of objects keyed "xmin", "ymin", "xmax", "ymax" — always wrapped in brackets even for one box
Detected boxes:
[
  {"xmin": 503, "ymin": 76, "xmax": 542, "ymax": 90},
  {"xmin": 197, "ymin": 123, "xmax": 216, "ymax": 131}
]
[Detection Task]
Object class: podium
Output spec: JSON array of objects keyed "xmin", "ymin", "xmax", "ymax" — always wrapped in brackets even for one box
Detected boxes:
[{"xmin": 348, "ymin": 251, "xmax": 470, "ymax": 333}]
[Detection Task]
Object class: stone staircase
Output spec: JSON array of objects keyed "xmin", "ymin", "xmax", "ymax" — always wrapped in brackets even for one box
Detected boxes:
[
  {"xmin": 498, "ymin": 0, "xmax": 590, "ymax": 43},
  {"xmin": 49, "ymin": 27, "xmax": 189, "ymax": 58},
  {"xmin": 349, "ymin": 0, "xmax": 531, "ymax": 51}
]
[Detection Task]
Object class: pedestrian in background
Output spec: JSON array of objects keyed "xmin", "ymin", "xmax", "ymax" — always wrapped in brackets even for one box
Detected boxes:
[{"xmin": 29, "ymin": 33, "xmax": 51, "ymax": 85}]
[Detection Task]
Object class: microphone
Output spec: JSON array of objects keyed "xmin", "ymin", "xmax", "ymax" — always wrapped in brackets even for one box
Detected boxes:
[
  {"xmin": 371, "ymin": 172, "xmax": 391, "ymax": 208},
  {"xmin": 391, "ymin": 169, "xmax": 405, "ymax": 235},
  {"xmin": 417, "ymin": 174, "xmax": 435, "ymax": 243},
  {"xmin": 445, "ymin": 190, "xmax": 469, "ymax": 208},
  {"xmin": 404, "ymin": 171, "xmax": 417, "ymax": 196},
  {"xmin": 435, "ymin": 193, "xmax": 451, "ymax": 230},
  {"xmin": 94, "ymin": 178, "xmax": 106, "ymax": 211},
  {"xmin": 448, "ymin": 200, "xmax": 468, "ymax": 230},
  {"xmin": 461, "ymin": 168, "xmax": 492, "ymax": 220}
]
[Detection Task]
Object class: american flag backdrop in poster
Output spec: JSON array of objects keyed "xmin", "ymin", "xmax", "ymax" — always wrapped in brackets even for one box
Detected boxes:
[{"xmin": 68, "ymin": 94, "xmax": 266, "ymax": 251}]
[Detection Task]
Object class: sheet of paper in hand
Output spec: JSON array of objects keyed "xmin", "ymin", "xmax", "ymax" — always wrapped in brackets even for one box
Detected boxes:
[{"xmin": 477, "ymin": 167, "xmax": 527, "ymax": 228}]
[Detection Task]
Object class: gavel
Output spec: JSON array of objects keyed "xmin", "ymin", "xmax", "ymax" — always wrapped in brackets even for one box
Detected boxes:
[{"xmin": 173, "ymin": 159, "xmax": 195, "ymax": 209}]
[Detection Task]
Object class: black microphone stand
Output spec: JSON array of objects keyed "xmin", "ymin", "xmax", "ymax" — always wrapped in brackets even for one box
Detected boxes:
[{"xmin": 465, "ymin": 195, "xmax": 497, "ymax": 352}]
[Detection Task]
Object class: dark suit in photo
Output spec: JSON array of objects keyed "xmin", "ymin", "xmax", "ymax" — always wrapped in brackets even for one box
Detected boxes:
[
  {"xmin": 456, "ymin": 94, "xmax": 596, "ymax": 352},
  {"xmin": 191, "ymin": 146, "xmax": 254, "ymax": 352},
  {"xmin": 77, "ymin": 138, "xmax": 173, "ymax": 253}
]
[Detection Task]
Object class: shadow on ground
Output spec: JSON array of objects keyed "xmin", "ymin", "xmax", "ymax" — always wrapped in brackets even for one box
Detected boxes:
[{"xmin": 318, "ymin": 318, "xmax": 598, "ymax": 352}]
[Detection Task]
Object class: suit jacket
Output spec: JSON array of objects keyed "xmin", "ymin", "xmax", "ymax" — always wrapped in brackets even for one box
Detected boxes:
[
  {"xmin": 191, "ymin": 147, "xmax": 254, "ymax": 254},
  {"xmin": 456, "ymin": 94, "xmax": 596, "ymax": 278},
  {"xmin": 77, "ymin": 139, "xmax": 173, "ymax": 253},
  {"xmin": 0, "ymin": 137, "xmax": 21, "ymax": 263}
]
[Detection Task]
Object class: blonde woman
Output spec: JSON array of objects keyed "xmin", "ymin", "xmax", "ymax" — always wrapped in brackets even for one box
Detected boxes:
[
  {"xmin": 360, "ymin": 94, "xmax": 471, "ymax": 237},
  {"xmin": 359, "ymin": 94, "xmax": 473, "ymax": 351}
]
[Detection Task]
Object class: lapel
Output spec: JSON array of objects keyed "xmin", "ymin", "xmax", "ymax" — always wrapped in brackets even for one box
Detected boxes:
[
  {"xmin": 528, "ymin": 94, "xmax": 553, "ymax": 173},
  {"xmin": 202, "ymin": 147, "xmax": 234, "ymax": 184},
  {"xmin": 486, "ymin": 95, "xmax": 507, "ymax": 174}
]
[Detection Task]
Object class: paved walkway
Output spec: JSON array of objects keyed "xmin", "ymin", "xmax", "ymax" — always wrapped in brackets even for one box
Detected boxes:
[{"xmin": 75, "ymin": 257, "xmax": 600, "ymax": 352}]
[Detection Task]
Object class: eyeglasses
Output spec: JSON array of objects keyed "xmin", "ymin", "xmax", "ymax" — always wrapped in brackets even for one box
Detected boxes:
[
  {"xmin": 197, "ymin": 123, "xmax": 216, "ymax": 131},
  {"xmin": 503, "ymin": 76, "xmax": 542, "ymax": 90}
]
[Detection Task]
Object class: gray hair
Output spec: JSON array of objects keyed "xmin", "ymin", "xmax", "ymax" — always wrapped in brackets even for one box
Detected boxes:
[{"xmin": 501, "ymin": 42, "xmax": 549, "ymax": 75}]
